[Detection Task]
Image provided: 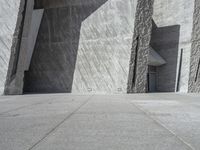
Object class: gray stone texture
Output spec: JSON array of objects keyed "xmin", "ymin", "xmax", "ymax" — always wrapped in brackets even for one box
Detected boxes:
[
  {"xmin": 24, "ymin": 0, "xmax": 137, "ymax": 94},
  {"xmin": 0, "ymin": 0, "xmax": 23, "ymax": 95},
  {"xmin": 127, "ymin": 0, "xmax": 154, "ymax": 93},
  {"xmin": 153, "ymin": 0, "xmax": 195, "ymax": 92},
  {"xmin": 189, "ymin": 0, "xmax": 200, "ymax": 93}
]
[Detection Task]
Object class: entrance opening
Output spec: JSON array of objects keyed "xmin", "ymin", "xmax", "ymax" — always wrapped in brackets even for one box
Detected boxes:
[
  {"xmin": 148, "ymin": 66, "xmax": 157, "ymax": 93},
  {"xmin": 147, "ymin": 20, "xmax": 180, "ymax": 93}
]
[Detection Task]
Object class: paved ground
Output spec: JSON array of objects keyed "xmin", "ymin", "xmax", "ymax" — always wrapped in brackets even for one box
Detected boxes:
[{"xmin": 0, "ymin": 93, "xmax": 200, "ymax": 150}]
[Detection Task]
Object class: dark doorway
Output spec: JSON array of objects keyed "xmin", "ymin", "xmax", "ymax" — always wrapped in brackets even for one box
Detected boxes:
[
  {"xmin": 148, "ymin": 66, "xmax": 157, "ymax": 92},
  {"xmin": 148, "ymin": 20, "xmax": 180, "ymax": 92}
]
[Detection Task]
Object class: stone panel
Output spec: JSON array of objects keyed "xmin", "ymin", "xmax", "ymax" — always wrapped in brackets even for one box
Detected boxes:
[
  {"xmin": 189, "ymin": 0, "xmax": 200, "ymax": 93},
  {"xmin": 127, "ymin": 0, "xmax": 154, "ymax": 93}
]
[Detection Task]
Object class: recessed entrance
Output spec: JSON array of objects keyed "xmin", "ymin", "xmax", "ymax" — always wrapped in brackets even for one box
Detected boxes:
[{"xmin": 147, "ymin": 20, "xmax": 180, "ymax": 93}]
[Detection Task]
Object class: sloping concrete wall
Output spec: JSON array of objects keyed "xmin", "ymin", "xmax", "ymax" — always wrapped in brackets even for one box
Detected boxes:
[
  {"xmin": 72, "ymin": 0, "xmax": 137, "ymax": 94},
  {"xmin": 24, "ymin": 0, "xmax": 137, "ymax": 94},
  {"xmin": 0, "ymin": 0, "xmax": 22, "ymax": 94},
  {"xmin": 152, "ymin": 0, "xmax": 195, "ymax": 92}
]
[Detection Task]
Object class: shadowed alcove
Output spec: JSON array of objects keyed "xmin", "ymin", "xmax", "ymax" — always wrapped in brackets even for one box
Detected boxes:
[
  {"xmin": 23, "ymin": 0, "xmax": 136, "ymax": 94},
  {"xmin": 148, "ymin": 20, "xmax": 180, "ymax": 92},
  {"xmin": 23, "ymin": 0, "xmax": 108, "ymax": 93}
]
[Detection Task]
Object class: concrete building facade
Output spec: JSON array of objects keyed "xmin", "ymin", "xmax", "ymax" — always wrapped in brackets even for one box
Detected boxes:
[{"xmin": 1, "ymin": 0, "xmax": 200, "ymax": 95}]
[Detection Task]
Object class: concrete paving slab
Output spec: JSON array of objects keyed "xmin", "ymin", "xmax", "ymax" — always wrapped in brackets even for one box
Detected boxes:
[
  {"xmin": 33, "ymin": 113, "xmax": 191, "ymax": 150},
  {"xmin": 131, "ymin": 94, "xmax": 200, "ymax": 150},
  {"xmin": 0, "ymin": 94, "xmax": 92, "ymax": 150},
  {"xmin": 0, "ymin": 93, "xmax": 199, "ymax": 150}
]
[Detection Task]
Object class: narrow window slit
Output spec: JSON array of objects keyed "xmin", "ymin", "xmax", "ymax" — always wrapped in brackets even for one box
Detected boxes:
[{"xmin": 132, "ymin": 36, "xmax": 139, "ymax": 87}]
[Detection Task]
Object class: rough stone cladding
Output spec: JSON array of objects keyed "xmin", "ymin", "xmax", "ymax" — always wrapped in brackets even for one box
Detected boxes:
[
  {"xmin": 189, "ymin": 0, "xmax": 200, "ymax": 93},
  {"xmin": 127, "ymin": 0, "xmax": 154, "ymax": 93}
]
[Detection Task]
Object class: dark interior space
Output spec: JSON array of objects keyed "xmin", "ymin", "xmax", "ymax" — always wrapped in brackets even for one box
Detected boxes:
[
  {"xmin": 23, "ymin": 0, "xmax": 108, "ymax": 94},
  {"xmin": 148, "ymin": 20, "xmax": 180, "ymax": 92}
]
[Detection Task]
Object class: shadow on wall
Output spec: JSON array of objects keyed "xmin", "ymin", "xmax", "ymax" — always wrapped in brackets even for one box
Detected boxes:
[
  {"xmin": 150, "ymin": 20, "xmax": 180, "ymax": 92},
  {"xmin": 23, "ymin": 0, "xmax": 108, "ymax": 93}
]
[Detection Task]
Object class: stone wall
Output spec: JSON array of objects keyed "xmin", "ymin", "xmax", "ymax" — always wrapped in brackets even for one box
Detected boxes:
[
  {"xmin": 0, "ymin": 0, "xmax": 23, "ymax": 95},
  {"xmin": 189, "ymin": 0, "xmax": 200, "ymax": 93},
  {"xmin": 127, "ymin": 0, "xmax": 154, "ymax": 93}
]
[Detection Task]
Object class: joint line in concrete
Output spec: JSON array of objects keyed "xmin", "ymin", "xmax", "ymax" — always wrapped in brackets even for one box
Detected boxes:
[
  {"xmin": 28, "ymin": 95, "xmax": 94, "ymax": 150},
  {"xmin": 130, "ymin": 101, "xmax": 195, "ymax": 150}
]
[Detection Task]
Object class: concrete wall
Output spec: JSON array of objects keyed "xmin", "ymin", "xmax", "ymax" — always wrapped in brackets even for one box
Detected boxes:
[
  {"xmin": 152, "ymin": 0, "xmax": 195, "ymax": 92},
  {"xmin": 24, "ymin": 0, "xmax": 137, "ymax": 94},
  {"xmin": 127, "ymin": 0, "xmax": 154, "ymax": 93},
  {"xmin": 0, "ymin": 0, "xmax": 22, "ymax": 94},
  {"xmin": 72, "ymin": 0, "xmax": 137, "ymax": 93},
  {"xmin": 189, "ymin": 0, "xmax": 200, "ymax": 93},
  {"xmin": 4, "ymin": 0, "xmax": 36, "ymax": 95}
]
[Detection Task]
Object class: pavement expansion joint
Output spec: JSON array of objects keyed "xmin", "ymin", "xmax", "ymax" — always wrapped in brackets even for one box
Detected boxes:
[
  {"xmin": 0, "ymin": 102, "xmax": 44, "ymax": 115},
  {"xmin": 28, "ymin": 95, "xmax": 94, "ymax": 150},
  {"xmin": 130, "ymin": 101, "xmax": 195, "ymax": 150}
]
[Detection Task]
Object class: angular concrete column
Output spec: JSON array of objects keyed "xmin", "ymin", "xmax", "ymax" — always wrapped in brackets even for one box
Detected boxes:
[
  {"xmin": 4, "ymin": 0, "xmax": 43, "ymax": 95},
  {"xmin": 127, "ymin": 0, "xmax": 154, "ymax": 93},
  {"xmin": 0, "ymin": 0, "xmax": 25, "ymax": 95},
  {"xmin": 189, "ymin": 0, "xmax": 200, "ymax": 93}
]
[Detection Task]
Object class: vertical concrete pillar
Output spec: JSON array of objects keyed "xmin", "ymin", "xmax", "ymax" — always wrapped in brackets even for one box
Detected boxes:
[
  {"xmin": 127, "ymin": 0, "xmax": 154, "ymax": 93},
  {"xmin": 4, "ymin": 0, "xmax": 35, "ymax": 95},
  {"xmin": 189, "ymin": 0, "xmax": 200, "ymax": 93},
  {"xmin": 0, "ymin": 0, "xmax": 24, "ymax": 95}
]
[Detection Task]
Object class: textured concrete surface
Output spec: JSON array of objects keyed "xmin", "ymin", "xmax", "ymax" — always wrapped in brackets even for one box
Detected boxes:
[
  {"xmin": 153, "ymin": 0, "xmax": 195, "ymax": 92},
  {"xmin": 128, "ymin": 0, "xmax": 154, "ymax": 93},
  {"xmin": 24, "ymin": 0, "xmax": 137, "ymax": 94},
  {"xmin": 4, "ymin": 0, "xmax": 35, "ymax": 95},
  {"xmin": 72, "ymin": 0, "xmax": 137, "ymax": 93},
  {"xmin": 0, "ymin": 0, "xmax": 22, "ymax": 94},
  {"xmin": 0, "ymin": 93, "xmax": 200, "ymax": 150},
  {"xmin": 1, "ymin": 0, "xmax": 200, "ymax": 95},
  {"xmin": 189, "ymin": 0, "xmax": 200, "ymax": 93}
]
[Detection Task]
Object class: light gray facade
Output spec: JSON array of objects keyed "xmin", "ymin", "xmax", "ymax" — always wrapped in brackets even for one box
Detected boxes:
[
  {"xmin": 0, "ymin": 0, "xmax": 22, "ymax": 94},
  {"xmin": 1, "ymin": 0, "xmax": 200, "ymax": 95}
]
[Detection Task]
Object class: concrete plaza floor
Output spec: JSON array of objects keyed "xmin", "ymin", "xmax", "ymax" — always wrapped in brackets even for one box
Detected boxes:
[{"xmin": 0, "ymin": 93, "xmax": 200, "ymax": 150}]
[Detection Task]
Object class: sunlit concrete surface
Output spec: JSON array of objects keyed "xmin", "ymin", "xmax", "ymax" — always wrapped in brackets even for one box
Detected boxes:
[{"xmin": 0, "ymin": 93, "xmax": 200, "ymax": 150}]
